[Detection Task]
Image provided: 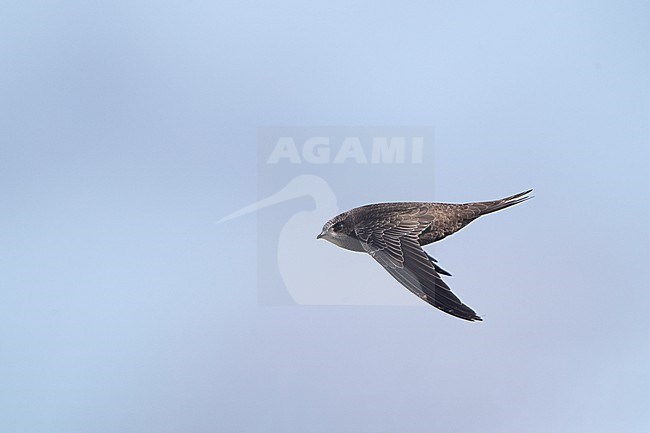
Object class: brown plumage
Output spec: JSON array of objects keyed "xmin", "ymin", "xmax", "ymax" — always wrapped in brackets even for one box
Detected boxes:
[{"xmin": 317, "ymin": 190, "xmax": 533, "ymax": 321}]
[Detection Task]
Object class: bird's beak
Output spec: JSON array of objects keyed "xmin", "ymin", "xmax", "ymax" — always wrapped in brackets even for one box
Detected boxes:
[{"xmin": 316, "ymin": 231, "xmax": 325, "ymax": 240}]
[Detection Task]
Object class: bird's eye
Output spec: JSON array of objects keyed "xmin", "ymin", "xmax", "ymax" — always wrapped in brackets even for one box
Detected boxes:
[{"xmin": 332, "ymin": 222, "xmax": 344, "ymax": 232}]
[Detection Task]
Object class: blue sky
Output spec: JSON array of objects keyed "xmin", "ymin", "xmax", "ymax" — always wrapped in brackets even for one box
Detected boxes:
[{"xmin": 2, "ymin": 1, "xmax": 649, "ymax": 432}]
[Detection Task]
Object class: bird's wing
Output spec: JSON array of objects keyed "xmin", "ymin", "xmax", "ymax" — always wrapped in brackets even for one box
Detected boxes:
[{"xmin": 355, "ymin": 215, "xmax": 481, "ymax": 321}]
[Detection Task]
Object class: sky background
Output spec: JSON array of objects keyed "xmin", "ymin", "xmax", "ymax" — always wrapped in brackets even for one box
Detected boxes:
[{"xmin": 2, "ymin": 1, "xmax": 650, "ymax": 432}]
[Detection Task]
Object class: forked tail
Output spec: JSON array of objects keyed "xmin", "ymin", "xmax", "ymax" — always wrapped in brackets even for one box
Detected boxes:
[{"xmin": 475, "ymin": 189, "xmax": 533, "ymax": 216}]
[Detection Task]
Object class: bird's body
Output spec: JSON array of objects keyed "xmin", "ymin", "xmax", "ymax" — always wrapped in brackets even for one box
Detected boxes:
[{"xmin": 317, "ymin": 190, "xmax": 532, "ymax": 321}]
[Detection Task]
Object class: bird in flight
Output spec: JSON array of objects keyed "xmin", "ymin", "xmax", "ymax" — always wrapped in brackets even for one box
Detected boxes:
[{"xmin": 317, "ymin": 190, "xmax": 532, "ymax": 321}]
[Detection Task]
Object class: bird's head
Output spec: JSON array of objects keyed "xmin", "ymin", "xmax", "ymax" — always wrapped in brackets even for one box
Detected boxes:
[{"xmin": 317, "ymin": 213, "xmax": 354, "ymax": 243}]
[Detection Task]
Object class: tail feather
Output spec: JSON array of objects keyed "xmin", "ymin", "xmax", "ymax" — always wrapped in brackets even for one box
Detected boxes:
[
  {"xmin": 465, "ymin": 189, "xmax": 533, "ymax": 219},
  {"xmin": 481, "ymin": 189, "xmax": 533, "ymax": 215},
  {"xmin": 426, "ymin": 253, "xmax": 452, "ymax": 276}
]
